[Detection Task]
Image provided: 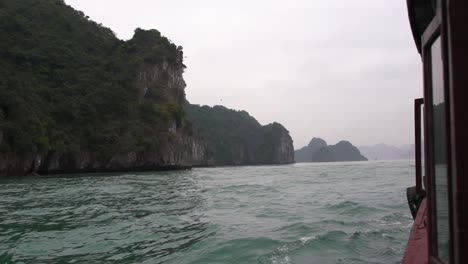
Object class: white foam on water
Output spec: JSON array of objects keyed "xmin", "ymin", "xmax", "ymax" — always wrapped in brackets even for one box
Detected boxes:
[
  {"xmin": 271, "ymin": 255, "xmax": 291, "ymax": 264},
  {"xmin": 300, "ymin": 236, "xmax": 315, "ymax": 244}
]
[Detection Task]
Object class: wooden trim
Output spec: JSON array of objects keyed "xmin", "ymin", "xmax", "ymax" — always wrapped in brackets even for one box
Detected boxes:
[
  {"xmin": 422, "ymin": 11, "xmax": 442, "ymax": 46},
  {"xmin": 422, "ymin": 36, "xmax": 437, "ymax": 258},
  {"xmin": 445, "ymin": 0, "xmax": 468, "ymax": 262}
]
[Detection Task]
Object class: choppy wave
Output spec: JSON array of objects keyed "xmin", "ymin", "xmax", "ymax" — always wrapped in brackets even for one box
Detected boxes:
[{"xmin": 0, "ymin": 160, "xmax": 414, "ymax": 263}]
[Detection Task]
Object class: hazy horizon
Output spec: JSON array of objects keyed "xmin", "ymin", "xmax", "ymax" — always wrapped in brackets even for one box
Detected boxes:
[
  {"xmin": 65, "ymin": 0, "xmax": 422, "ymax": 148},
  {"xmin": 296, "ymin": 138, "xmax": 415, "ymax": 150}
]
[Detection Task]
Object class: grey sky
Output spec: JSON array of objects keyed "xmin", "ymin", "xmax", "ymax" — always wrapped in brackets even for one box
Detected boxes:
[{"xmin": 65, "ymin": 0, "xmax": 422, "ymax": 149}]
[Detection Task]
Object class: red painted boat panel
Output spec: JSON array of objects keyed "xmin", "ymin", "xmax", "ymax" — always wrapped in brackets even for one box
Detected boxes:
[{"xmin": 402, "ymin": 198, "xmax": 428, "ymax": 264}]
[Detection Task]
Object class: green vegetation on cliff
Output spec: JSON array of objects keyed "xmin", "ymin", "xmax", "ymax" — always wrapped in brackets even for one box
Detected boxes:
[
  {"xmin": 186, "ymin": 105, "xmax": 294, "ymax": 165},
  {"xmin": 0, "ymin": 0, "xmax": 296, "ymax": 176},
  {"xmin": 0, "ymin": 0, "xmax": 187, "ymax": 165}
]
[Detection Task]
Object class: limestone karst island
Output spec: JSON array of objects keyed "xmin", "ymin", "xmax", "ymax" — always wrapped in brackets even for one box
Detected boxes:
[
  {"xmin": 295, "ymin": 138, "xmax": 368, "ymax": 162},
  {"xmin": 0, "ymin": 0, "xmax": 294, "ymax": 176}
]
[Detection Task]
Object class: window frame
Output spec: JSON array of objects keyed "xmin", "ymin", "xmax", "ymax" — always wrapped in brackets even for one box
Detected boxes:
[
  {"xmin": 414, "ymin": 98, "xmax": 424, "ymax": 196},
  {"xmin": 420, "ymin": 1, "xmax": 454, "ymax": 263}
]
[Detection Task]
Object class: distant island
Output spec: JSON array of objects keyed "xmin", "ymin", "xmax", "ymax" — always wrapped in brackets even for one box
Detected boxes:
[
  {"xmin": 295, "ymin": 138, "xmax": 367, "ymax": 162},
  {"xmin": 358, "ymin": 144, "xmax": 415, "ymax": 160},
  {"xmin": 186, "ymin": 105, "xmax": 294, "ymax": 166},
  {"xmin": 0, "ymin": 0, "xmax": 293, "ymax": 176}
]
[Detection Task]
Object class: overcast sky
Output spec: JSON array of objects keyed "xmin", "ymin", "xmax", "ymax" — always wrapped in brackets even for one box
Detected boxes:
[{"xmin": 65, "ymin": 0, "xmax": 422, "ymax": 149}]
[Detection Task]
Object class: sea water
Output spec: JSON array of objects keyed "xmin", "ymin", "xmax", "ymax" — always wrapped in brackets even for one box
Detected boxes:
[{"xmin": 0, "ymin": 160, "xmax": 414, "ymax": 264}]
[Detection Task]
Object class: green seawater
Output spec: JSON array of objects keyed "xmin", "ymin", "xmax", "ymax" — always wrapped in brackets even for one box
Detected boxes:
[{"xmin": 0, "ymin": 160, "xmax": 414, "ymax": 264}]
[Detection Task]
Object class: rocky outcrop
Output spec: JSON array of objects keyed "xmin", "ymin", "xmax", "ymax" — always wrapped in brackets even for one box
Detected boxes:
[
  {"xmin": 295, "ymin": 137, "xmax": 367, "ymax": 163},
  {"xmin": 294, "ymin": 137, "xmax": 327, "ymax": 162},
  {"xmin": 1, "ymin": 60, "xmax": 197, "ymax": 176},
  {"xmin": 186, "ymin": 105, "xmax": 294, "ymax": 166},
  {"xmin": 0, "ymin": 153, "xmax": 42, "ymax": 177},
  {"xmin": 136, "ymin": 62, "xmax": 186, "ymax": 103},
  {"xmin": 0, "ymin": 1, "xmax": 294, "ymax": 176},
  {"xmin": 0, "ymin": 27, "xmax": 196, "ymax": 176},
  {"xmin": 191, "ymin": 137, "xmax": 215, "ymax": 166},
  {"xmin": 263, "ymin": 123, "xmax": 295, "ymax": 164},
  {"xmin": 36, "ymin": 128, "xmax": 197, "ymax": 174},
  {"xmin": 1, "ymin": 129, "xmax": 207, "ymax": 177}
]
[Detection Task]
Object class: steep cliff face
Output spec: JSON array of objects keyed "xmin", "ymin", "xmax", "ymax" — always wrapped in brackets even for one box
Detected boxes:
[
  {"xmin": 136, "ymin": 61, "xmax": 186, "ymax": 103},
  {"xmin": 295, "ymin": 138, "xmax": 367, "ymax": 162},
  {"xmin": 186, "ymin": 105, "xmax": 294, "ymax": 166},
  {"xmin": 1, "ymin": 53, "xmax": 197, "ymax": 175},
  {"xmin": 259, "ymin": 123, "xmax": 295, "ymax": 164},
  {"xmin": 0, "ymin": 0, "xmax": 294, "ymax": 176},
  {"xmin": 0, "ymin": 1, "xmax": 197, "ymax": 176}
]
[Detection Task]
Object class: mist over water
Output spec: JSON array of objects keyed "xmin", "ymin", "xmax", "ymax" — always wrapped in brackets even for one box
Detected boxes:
[{"xmin": 0, "ymin": 160, "xmax": 414, "ymax": 264}]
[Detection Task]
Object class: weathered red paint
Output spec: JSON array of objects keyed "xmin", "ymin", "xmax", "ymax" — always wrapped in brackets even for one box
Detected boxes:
[{"xmin": 402, "ymin": 199, "xmax": 429, "ymax": 264}]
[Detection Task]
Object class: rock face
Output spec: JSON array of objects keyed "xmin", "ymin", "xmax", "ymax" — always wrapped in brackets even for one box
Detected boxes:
[
  {"xmin": 294, "ymin": 138, "xmax": 327, "ymax": 162},
  {"xmin": 186, "ymin": 105, "xmax": 294, "ymax": 166},
  {"xmin": 1, "ymin": 59, "xmax": 196, "ymax": 176},
  {"xmin": 268, "ymin": 124, "xmax": 295, "ymax": 164},
  {"xmin": 295, "ymin": 138, "xmax": 367, "ymax": 162},
  {"xmin": 0, "ymin": 1, "xmax": 293, "ymax": 176},
  {"xmin": 0, "ymin": 2, "xmax": 177, "ymax": 176}
]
